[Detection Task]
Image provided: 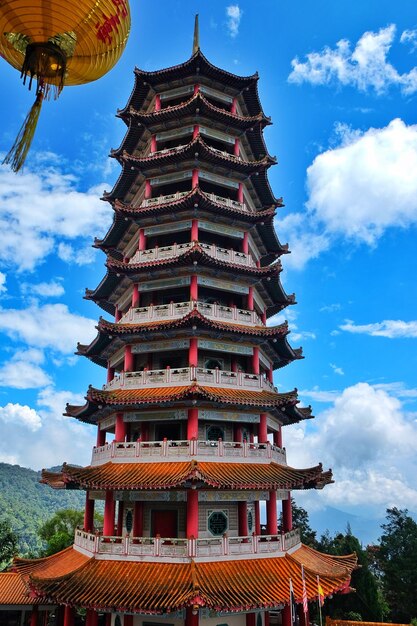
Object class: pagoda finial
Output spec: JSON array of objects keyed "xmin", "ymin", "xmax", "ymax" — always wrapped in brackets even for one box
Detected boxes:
[{"xmin": 192, "ymin": 14, "xmax": 200, "ymax": 55}]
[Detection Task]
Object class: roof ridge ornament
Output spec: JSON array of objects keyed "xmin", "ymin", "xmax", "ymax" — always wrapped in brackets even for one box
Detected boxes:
[{"xmin": 192, "ymin": 14, "xmax": 200, "ymax": 55}]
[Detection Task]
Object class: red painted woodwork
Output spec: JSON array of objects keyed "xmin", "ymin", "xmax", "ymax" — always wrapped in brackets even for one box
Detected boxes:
[
  {"xmin": 246, "ymin": 614, "xmax": 256, "ymax": 626},
  {"xmin": 84, "ymin": 492, "xmax": 95, "ymax": 532},
  {"xmin": 234, "ymin": 424, "xmax": 243, "ymax": 441},
  {"xmin": 138, "ymin": 228, "xmax": 146, "ymax": 251},
  {"xmin": 238, "ymin": 501, "xmax": 248, "ymax": 536},
  {"xmin": 152, "ymin": 510, "xmax": 178, "ymax": 537},
  {"xmin": 274, "ymin": 427, "xmax": 283, "ymax": 448},
  {"xmin": 237, "ymin": 182, "xmax": 244, "ymax": 203},
  {"xmin": 63, "ymin": 606, "xmax": 74, "ymax": 626},
  {"xmin": 133, "ymin": 501, "xmax": 144, "ymax": 537},
  {"xmin": 154, "ymin": 94, "xmax": 161, "ymax": 111},
  {"xmin": 150, "ymin": 135, "xmax": 157, "ymax": 152},
  {"xmin": 242, "ymin": 231, "xmax": 249, "ymax": 254},
  {"xmin": 193, "ymin": 124, "xmax": 199, "ymax": 139},
  {"xmin": 234, "ymin": 138, "xmax": 240, "ymax": 157},
  {"xmin": 194, "ymin": 84, "xmax": 200, "ymax": 95},
  {"xmin": 30, "ymin": 606, "xmax": 38, "ymax": 626},
  {"xmin": 115, "ymin": 413, "xmax": 126, "ymax": 443},
  {"xmin": 267, "ymin": 490, "xmax": 278, "ymax": 534},
  {"xmin": 259, "ymin": 413, "xmax": 268, "ymax": 443},
  {"xmin": 265, "ymin": 611, "xmax": 270, "ymax": 626},
  {"xmin": 132, "ymin": 284, "xmax": 140, "ymax": 308},
  {"xmin": 252, "ymin": 347, "xmax": 260, "ymax": 375},
  {"xmin": 254, "ymin": 500, "xmax": 261, "ymax": 536},
  {"xmin": 117, "ymin": 501, "xmax": 124, "ymax": 537},
  {"xmin": 103, "ymin": 491, "xmax": 115, "ymax": 536},
  {"xmin": 261, "ymin": 308, "xmax": 267, "ymax": 325},
  {"xmin": 96, "ymin": 425, "xmax": 106, "ymax": 447},
  {"xmin": 186, "ymin": 607, "xmax": 199, "ymax": 626},
  {"xmin": 191, "ymin": 219, "xmax": 199, "ymax": 241},
  {"xmin": 186, "ymin": 489, "xmax": 199, "ymax": 538},
  {"xmin": 231, "ymin": 96, "xmax": 237, "ymax": 114},
  {"xmin": 267, "ymin": 367, "xmax": 274, "ymax": 383},
  {"xmin": 282, "ymin": 494, "xmax": 293, "ymax": 532},
  {"xmin": 248, "ymin": 286, "xmax": 254, "ymax": 310},
  {"xmin": 189, "ymin": 337, "xmax": 198, "ymax": 367},
  {"xmin": 115, "ymin": 305, "xmax": 121, "ymax": 322},
  {"xmin": 86, "ymin": 609, "xmax": 98, "ymax": 626},
  {"xmin": 187, "ymin": 408, "xmax": 199, "ymax": 440},
  {"xmin": 282, "ymin": 605, "xmax": 291, "ymax": 626},
  {"xmin": 124, "ymin": 616, "xmax": 133, "ymax": 626},
  {"xmin": 106, "ymin": 365, "xmax": 115, "ymax": 384},
  {"xmin": 190, "ymin": 275, "xmax": 198, "ymax": 300},
  {"xmin": 231, "ymin": 357, "xmax": 238, "ymax": 373},
  {"xmin": 124, "ymin": 345, "xmax": 134, "ymax": 372},
  {"xmin": 145, "ymin": 180, "xmax": 152, "ymax": 199},
  {"xmin": 105, "ymin": 615, "xmax": 111, "ymax": 626},
  {"xmin": 192, "ymin": 168, "xmax": 199, "ymax": 188}
]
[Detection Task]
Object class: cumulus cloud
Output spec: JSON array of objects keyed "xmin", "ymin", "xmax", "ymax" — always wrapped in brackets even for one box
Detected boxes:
[
  {"xmin": 226, "ymin": 5, "xmax": 242, "ymax": 38},
  {"xmin": 288, "ymin": 25, "xmax": 417, "ymax": 95},
  {"xmin": 400, "ymin": 28, "xmax": 417, "ymax": 52},
  {"xmin": 267, "ymin": 308, "xmax": 316, "ymax": 343},
  {"xmin": 340, "ymin": 318, "xmax": 417, "ymax": 338},
  {"xmin": 0, "ymin": 349, "xmax": 52, "ymax": 389},
  {"xmin": 0, "ymin": 271, "xmax": 6, "ymax": 294},
  {"xmin": 0, "ymin": 302, "xmax": 96, "ymax": 354},
  {"xmin": 21, "ymin": 280, "xmax": 65, "ymax": 298},
  {"xmin": 0, "ymin": 161, "xmax": 111, "ymax": 272},
  {"xmin": 330, "ymin": 363, "xmax": 344, "ymax": 376},
  {"xmin": 0, "ymin": 403, "xmax": 42, "ymax": 432}
]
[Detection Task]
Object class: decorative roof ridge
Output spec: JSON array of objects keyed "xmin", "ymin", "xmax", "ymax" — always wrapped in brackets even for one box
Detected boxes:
[{"xmin": 119, "ymin": 133, "xmax": 276, "ymax": 168}]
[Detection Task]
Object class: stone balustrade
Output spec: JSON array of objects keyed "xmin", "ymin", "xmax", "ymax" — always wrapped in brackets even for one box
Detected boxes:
[
  {"xmin": 128, "ymin": 241, "xmax": 255, "ymax": 267},
  {"xmin": 103, "ymin": 366, "xmax": 277, "ymax": 392},
  {"xmin": 139, "ymin": 190, "xmax": 249, "ymax": 212},
  {"xmin": 74, "ymin": 528, "xmax": 300, "ymax": 561},
  {"xmin": 119, "ymin": 301, "xmax": 262, "ymax": 326},
  {"xmin": 91, "ymin": 439, "xmax": 287, "ymax": 466}
]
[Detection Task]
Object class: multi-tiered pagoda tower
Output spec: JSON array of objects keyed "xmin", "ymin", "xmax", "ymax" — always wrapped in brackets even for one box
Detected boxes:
[{"xmin": 0, "ymin": 21, "xmax": 356, "ymax": 626}]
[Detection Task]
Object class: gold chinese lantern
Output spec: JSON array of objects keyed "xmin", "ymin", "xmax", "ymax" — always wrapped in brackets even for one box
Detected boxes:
[{"xmin": 0, "ymin": 0, "xmax": 131, "ymax": 171}]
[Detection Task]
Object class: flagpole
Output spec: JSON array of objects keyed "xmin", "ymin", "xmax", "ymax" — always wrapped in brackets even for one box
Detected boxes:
[{"xmin": 317, "ymin": 575, "xmax": 323, "ymax": 626}]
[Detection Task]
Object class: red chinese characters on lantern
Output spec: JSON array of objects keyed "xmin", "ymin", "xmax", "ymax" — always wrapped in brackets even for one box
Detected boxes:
[{"xmin": 95, "ymin": 0, "xmax": 129, "ymax": 45}]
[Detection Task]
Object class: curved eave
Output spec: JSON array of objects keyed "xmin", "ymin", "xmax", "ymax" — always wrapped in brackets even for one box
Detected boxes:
[
  {"xmin": 111, "ymin": 117, "xmax": 147, "ymax": 158},
  {"xmin": 102, "ymin": 161, "xmax": 140, "ymax": 203},
  {"xmin": 84, "ymin": 271, "xmax": 127, "ymax": 316},
  {"xmin": 117, "ymin": 72, "xmax": 152, "ymax": 121}
]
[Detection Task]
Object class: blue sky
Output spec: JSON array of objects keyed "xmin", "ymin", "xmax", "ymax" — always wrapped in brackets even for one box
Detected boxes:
[{"xmin": 1, "ymin": 0, "xmax": 417, "ymax": 542}]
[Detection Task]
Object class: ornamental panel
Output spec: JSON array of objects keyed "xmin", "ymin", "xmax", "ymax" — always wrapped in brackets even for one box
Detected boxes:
[
  {"xmin": 198, "ymin": 339, "xmax": 252, "ymax": 355},
  {"xmin": 139, "ymin": 276, "xmax": 191, "ymax": 292},
  {"xmin": 131, "ymin": 339, "xmax": 189, "ymax": 354},
  {"xmin": 199, "ymin": 276, "xmax": 248, "ymax": 294},
  {"xmin": 199, "ymin": 410, "xmax": 259, "ymax": 423},
  {"xmin": 144, "ymin": 220, "xmax": 192, "ymax": 236}
]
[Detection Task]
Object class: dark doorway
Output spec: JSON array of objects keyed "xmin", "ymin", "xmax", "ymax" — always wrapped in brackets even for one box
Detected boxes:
[
  {"xmin": 151, "ymin": 510, "xmax": 178, "ymax": 537},
  {"xmin": 155, "ymin": 422, "xmax": 181, "ymax": 440}
]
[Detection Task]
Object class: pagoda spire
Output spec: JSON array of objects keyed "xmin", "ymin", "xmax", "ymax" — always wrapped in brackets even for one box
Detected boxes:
[{"xmin": 192, "ymin": 14, "xmax": 199, "ymax": 55}]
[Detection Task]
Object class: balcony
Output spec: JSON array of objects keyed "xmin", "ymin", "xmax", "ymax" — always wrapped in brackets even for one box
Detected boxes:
[
  {"xmin": 103, "ymin": 366, "xmax": 277, "ymax": 392},
  {"xmin": 140, "ymin": 190, "xmax": 249, "ymax": 213},
  {"xmin": 91, "ymin": 439, "xmax": 287, "ymax": 466},
  {"xmin": 128, "ymin": 242, "xmax": 256, "ymax": 267},
  {"xmin": 119, "ymin": 301, "xmax": 263, "ymax": 327},
  {"xmin": 74, "ymin": 528, "xmax": 301, "ymax": 562}
]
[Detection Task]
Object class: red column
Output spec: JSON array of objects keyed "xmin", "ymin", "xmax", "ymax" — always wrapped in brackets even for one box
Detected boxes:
[
  {"xmin": 190, "ymin": 275, "xmax": 198, "ymax": 301},
  {"xmin": 86, "ymin": 610, "xmax": 98, "ymax": 626},
  {"xmin": 193, "ymin": 124, "xmax": 199, "ymax": 139},
  {"xmin": 106, "ymin": 364, "xmax": 115, "ymax": 383},
  {"xmin": 115, "ymin": 305, "xmax": 121, "ymax": 322},
  {"xmin": 234, "ymin": 138, "xmax": 240, "ymax": 157},
  {"xmin": 254, "ymin": 500, "xmax": 261, "ymax": 535},
  {"xmin": 133, "ymin": 501, "xmax": 144, "ymax": 537},
  {"xmin": 259, "ymin": 413, "xmax": 268, "ymax": 443},
  {"xmin": 187, "ymin": 408, "xmax": 199, "ymax": 440},
  {"xmin": 187, "ymin": 489, "xmax": 199, "ymax": 538},
  {"xmin": 63, "ymin": 607, "xmax": 74, "ymax": 626},
  {"xmin": 124, "ymin": 616, "xmax": 133, "ymax": 626},
  {"xmin": 242, "ymin": 231, "xmax": 249, "ymax": 254},
  {"xmin": 124, "ymin": 345, "xmax": 134, "ymax": 372},
  {"xmin": 282, "ymin": 605, "xmax": 291, "ymax": 626},
  {"xmin": 247, "ymin": 286, "xmax": 254, "ymax": 310},
  {"xmin": 282, "ymin": 494, "xmax": 293, "ymax": 532},
  {"xmin": 104, "ymin": 614, "xmax": 111, "ymax": 626},
  {"xmin": 238, "ymin": 501, "xmax": 248, "ymax": 536},
  {"xmin": 231, "ymin": 96, "xmax": 237, "ymax": 114},
  {"xmin": 115, "ymin": 413, "xmax": 126, "ymax": 442},
  {"xmin": 150, "ymin": 135, "xmax": 157, "ymax": 152},
  {"xmin": 231, "ymin": 357, "xmax": 238, "ymax": 373},
  {"xmin": 103, "ymin": 491, "xmax": 115, "ymax": 536},
  {"xmin": 262, "ymin": 308, "xmax": 267, "ymax": 324},
  {"xmin": 96, "ymin": 425, "xmax": 106, "ymax": 447},
  {"xmin": 246, "ymin": 614, "xmax": 256, "ymax": 626},
  {"xmin": 189, "ymin": 338, "xmax": 198, "ymax": 367},
  {"xmin": 138, "ymin": 228, "xmax": 146, "ymax": 251},
  {"xmin": 30, "ymin": 606, "xmax": 38, "ymax": 626},
  {"xmin": 233, "ymin": 424, "xmax": 242, "ymax": 441},
  {"xmin": 192, "ymin": 168, "xmax": 199, "ymax": 188},
  {"xmin": 117, "ymin": 501, "xmax": 124, "ymax": 537},
  {"xmin": 132, "ymin": 284, "xmax": 140, "ymax": 308},
  {"xmin": 267, "ymin": 491, "xmax": 278, "ymax": 534},
  {"xmin": 145, "ymin": 180, "xmax": 152, "ymax": 199},
  {"xmin": 141, "ymin": 422, "xmax": 149, "ymax": 442},
  {"xmin": 186, "ymin": 608, "xmax": 199, "ymax": 626},
  {"xmin": 237, "ymin": 182, "xmax": 244, "ymax": 203},
  {"xmin": 154, "ymin": 94, "xmax": 161, "ymax": 111},
  {"xmin": 191, "ymin": 219, "xmax": 199, "ymax": 241},
  {"xmin": 267, "ymin": 366, "xmax": 274, "ymax": 383},
  {"xmin": 252, "ymin": 347, "xmax": 260, "ymax": 375},
  {"xmin": 84, "ymin": 492, "xmax": 95, "ymax": 532},
  {"xmin": 274, "ymin": 427, "xmax": 283, "ymax": 448},
  {"xmin": 265, "ymin": 611, "xmax": 270, "ymax": 626}
]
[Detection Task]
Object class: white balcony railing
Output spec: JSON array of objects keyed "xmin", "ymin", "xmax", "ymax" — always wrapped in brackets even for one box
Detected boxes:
[
  {"xmin": 119, "ymin": 301, "xmax": 262, "ymax": 327},
  {"xmin": 103, "ymin": 366, "xmax": 277, "ymax": 392},
  {"xmin": 74, "ymin": 528, "xmax": 301, "ymax": 561},
  {"xmin": 128, "ymin": 242, "xmax": 256, "ymax": 267},
  {"xmin": 140, "ymin": 191, "xmax": 250, "ymax": 213},
  {"xmin": 140, "ymin": 191, "xmax": 189, "ymax": 207},
  {"xmin": 91, "ymin": 439, "xmax": 287, "ymax": 466}
]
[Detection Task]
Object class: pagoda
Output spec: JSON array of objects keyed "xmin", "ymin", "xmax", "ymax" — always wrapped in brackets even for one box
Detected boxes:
[{"xmin": 0, "ymin": 18, "xmax": 357, "ymax": 626}]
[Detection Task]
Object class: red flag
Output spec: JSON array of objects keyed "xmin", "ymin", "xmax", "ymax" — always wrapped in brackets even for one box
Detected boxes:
[{"xmin": 301, "ymin": 565, "xmax": 308, "ymax": 614}]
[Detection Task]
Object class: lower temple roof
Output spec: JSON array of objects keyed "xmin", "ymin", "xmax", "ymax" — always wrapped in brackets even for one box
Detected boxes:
[
  {"xmin": 41, "ymin": 460, "xmax": 333, "ymax": 491},
  {"xmin": 5, "ymin": 544, "xmax": 356, "ymax": 614}
]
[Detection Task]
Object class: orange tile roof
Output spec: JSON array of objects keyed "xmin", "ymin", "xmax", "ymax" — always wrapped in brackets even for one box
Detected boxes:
[
  {"xmin": 0, "ymin": 573, "xmax": 40, "ymax": 605},
  {"xmin": 18, "ymin": 545, "xmax": 356, "ymax": 613},
  {"xmin": 41, "ymin": 460, "xmax": 332, "ymax": 491}
]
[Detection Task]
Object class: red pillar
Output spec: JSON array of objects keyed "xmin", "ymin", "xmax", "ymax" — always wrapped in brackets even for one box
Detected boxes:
[
  {"xmin": 252, "ymin": 347, "xmax": 260, "ymax": 375},
  {"xmin": 150, "ymin": 135, "xmax": 157, "ymax": 152},
  {"xmin": 233, "ymin": 424, "xmax": 242, "ymax": 441},
  {"xmin": 30, "ymin": 606, "xmax": 38, "ymax": 626},
  {"xmin": 154, "ymin": 94, "xmax": 161, "ymax": 111},
  {"xmin": 234, "ymin": 138, "xmax": 240, "ymax": 157},
  {"xmin": 194, "ymin": 84, "xmax": 200, "ymax": 95},
  {"xmin": 282, "ymin": 605, "xmax": 291, "ymax": 626},
  {"xmin": 105, "ymin": 614, "xmax": 111, "ymax": 626},
  {"xmin": 84, "ymin": 492, "xmax": 95, "ymax": 532},
  {"xmin": 259, "ymin": 413, "xmax": 268, "ymax": 443},
  {"xmin": 190, "ymin": 275, "xmax": 198, "ymax": 301},
  {"xmin": 86, "ymin": 610, "xmax": 98, "ymax": 626},
  {"xmin": 189, "ymin": 337, "xmax": 198, "ymax": 367},
  {"xmin": 246, "ymin": 614, "xmax": 256, "ymax": 626},
  {"xmin": 96, "ymin": 425, "xmax": 106, "ymax": 447},
  {"xmin": 138, "ymin": 228, "xmax": 147, "ymax": 251},
  {"xmin": 267, "ymin": 366, "xmax": 274, "ymax": 383},
  {"xmin": 103, "ymin": 491, "xmax": 115, "ymax": 536},
  {"xmin": 124, "ymin": 345, "xmax": 134, "ymax": 372},
  {"xmin": 237, "ymin": 182, "xmax": 244, "ymax": 203},
  {"xmin": 193, "ymin": 124, "xmax": 199, "ymax": 139},
  {"xmin": 192, "ymin": 168, "xmax": 199, "ymax": 188},
  {"xmin": 115, "ymin": 413, "xmax": 126, "ymax": 442},
  {"xmin": 238, "ymin": 501, "xmax": 248, "ymax": 536},
  {"xmin": 231, "ymin": 357, "xmax": 238, "ymax": 373},
  {"xmin": 187, "ymin": 408, "xmax": 199, "ymax": 440},
  {"xmin": 267, "ymin": 490, "xmax": 278, "ymax": 534},
  {"xmin": 191, "ymin": 219, "xmax": 199, "ymax": 241},
  {"xmin": 242, "ymin": 231, "xmax": 249, "ymax": 254},
  {"xmin": 231, "ymin": 96, "xmax": 237, "ymax": 114},
  {"xmin": 145, "ymin": 180, "xmax": 152, "ymax": 199},
  {"xmin": 133, "ymin": 501, "xmax": 144, "ymax": 537},
  {"xmin": 106, "ymin": 364, "xmax": 115, "ymax": 383},
  {"xmin": 262, "ymin": 308, "xmax": 267, "ymax": 324},
  {"xmin": 124, "ymin": 616, "xmax": 133, "ymax": 626},
  {"xmin": 186, "ymin": 608, "xmax": 199, "ymax": 626},
  {"xmin": 115, "ymin": 305, "xmax": 121, "ymax": 322},
  {"xmin": 187, "ymin": 489, "xmax": 199, "ymax": 538},
  {"xmin": 117, "ymin": 501, "xmax": 124, "ymax": 537},
  {"xmin": 254, "ymin": 500, "xmax": 261, "ymax": 535},
  {"xmin": 274, "ymin": 426, "xmax": 283, "ymax": 448},
  {"xmin": 247, "ymin": 286, "xmax": 254, "ymax": 310},
  {"xmin": 282, "ymin": 494, "xmax": 293, "ymax": 532},
  {"xmin": 131, "ymin": 284, "xmax": 140, "ymax": 308},
  {"xmin": 63, "ymin": 607, "xmax": 74, "ymax": 626},
  {"xmin": 265, "ymin": 611, "xmax": 270, "ymax": 626}
]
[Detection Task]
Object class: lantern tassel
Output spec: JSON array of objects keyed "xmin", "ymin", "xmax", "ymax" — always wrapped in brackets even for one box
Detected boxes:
[{"xmin": 3, "ymin": 91, "xmax": 44, "ymax": 172}]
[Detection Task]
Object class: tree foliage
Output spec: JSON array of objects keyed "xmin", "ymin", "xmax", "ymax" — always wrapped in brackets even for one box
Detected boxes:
[
  {"xmin": 39, "ymin": 509, "xmax": 103, "ymax": 556},
  {"xmin": 0, "ymin": 520, "xmax": 18, "ymax": 569}
]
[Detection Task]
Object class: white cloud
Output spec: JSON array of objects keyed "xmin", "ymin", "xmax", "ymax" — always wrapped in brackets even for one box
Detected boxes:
[
  {"xmin": 21, "ymin": 280, "xmax": 65, "ymax": 298},
  {"xmin": 0, "ymin": 352, "xmax": 52, "ymax": 389},
  {"xmin": 0, "ymin": 272, "xmax": 6, "ymax": 293},
  {"xmin": 401, "ymin": 28, "xmax": 417, "ymax": 52},
  {"xmin": 57, "ymin": 242, "xmax": 96, "ymax": 266},
  {"xmin": 226, "ymin": 5, "xmax": 242, "ymax": 38},
  {"xmin": 288, "ymin": 25, "xmax": 417, "ymax": 95},
  {"xmin": 340, "ymin": 318, "xmax": 417, "ymax": 338},
  {"xmin": 320, "ymin": 303, "xmax": 341, "ymax": 313},
  {"xmin": 267, "ymin": 308, "xmax": 315, "ymax": 343},
  {"xmin": 0, "ymin": 402, "xmax": 42, "ymax": 432},
  {"xmin": 0, "ymin": 302, "xmax": 96, "ymax": 353},
  {"xmin": 330, "ymin": 363, "xmax": 344, "ymax": 376},
  {"xmin": 0, "ymin": 161, "xmax": 111, "ymax": 271}
]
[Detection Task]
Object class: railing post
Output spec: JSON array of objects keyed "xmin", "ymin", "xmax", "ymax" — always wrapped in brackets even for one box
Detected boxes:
[
  {"xmin": 243, "ymin": 440, "xmax": 248, "ymax": 458},
  {"xmin": 218, "ymin": 438, "xmax": 223, "ymax": 457},
  {"xmin": 162, "ymin": 438, "xmax": 168, "ymax": 456},
  {"xmin": 111, "ymin": 441, "xmax": 115, "ymax": 458},
  {"xmin": 155, "ymin": 535, "xmax": 160, "ymax": 557},
  {"xmin": 124, "ymin": 536, "xmax": 129, "ymax": 555},
  {"xmin": 267, "ymin": 441, "xmax": 271, "ymax": 458},
  {"xmin": 252, "ymin": 533, "xmax": 258, "ymax": 554}
]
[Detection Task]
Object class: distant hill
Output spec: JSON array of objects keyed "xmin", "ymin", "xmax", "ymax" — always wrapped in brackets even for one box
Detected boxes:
[{"xmin": 0, "ymin": 462, "xmax": 86, "ymax": 555}]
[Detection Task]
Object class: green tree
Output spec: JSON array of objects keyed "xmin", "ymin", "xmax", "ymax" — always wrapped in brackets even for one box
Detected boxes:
[
  {"xmin": 39, "ymin": 509, "xmax": 103, "ymax": 556},
  {"xmin": 377, "ymin": 507, "xmax": 417, "ymax": 622},
  {"xmin": 280, "ymin": 498, "xmax": 318, "ymax": 547},
  {"xmin": 0, "ymin": 519, "xmax": 18, "ymax": 569}
]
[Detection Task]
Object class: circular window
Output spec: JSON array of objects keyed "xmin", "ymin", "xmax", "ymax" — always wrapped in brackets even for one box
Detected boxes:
[
  {"xmin": 247, "ymin": 510, "xmax": 253, "ymax": 534},
  {"xmin": 208, "ymin": 511, "xmax": 228, "ymax": 536},
  {"xmin": 206, "ymin": 425, "xmax": 224, "ymax": 441}
]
